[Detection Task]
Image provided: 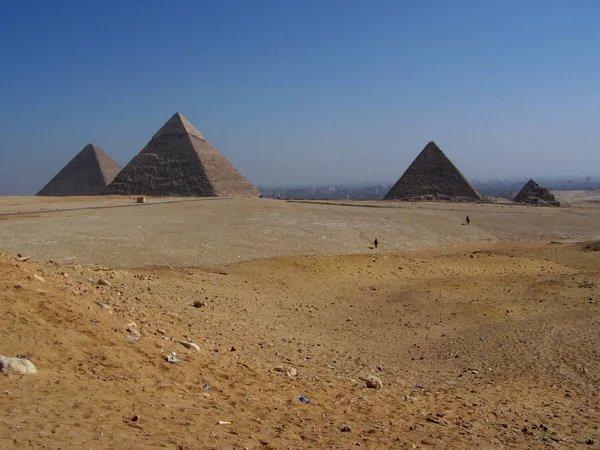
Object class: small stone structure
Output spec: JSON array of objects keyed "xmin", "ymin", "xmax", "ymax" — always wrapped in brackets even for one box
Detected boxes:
[
  {"xmin": 104, "ymin": 112, "xmax": 260, "ymax": 198},
  {"xmin": 383, "ymin": 141, "xmax": 483, "ymax": 202},
  {"xmin": 514, "ymin": 179, "xmax": 560, "ymax": 206},
  {"xmin": 37, "ymin": 144, "xmax": 122, "ymax": 196}
]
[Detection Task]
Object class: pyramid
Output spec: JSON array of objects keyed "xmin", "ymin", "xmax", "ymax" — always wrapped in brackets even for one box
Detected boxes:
[
  {"xmin": 37, "ymin": 144, "xmax": 122, "ymax": 196},
  {"xmin": 514, "ymin": 179, "xmax": 559, "ymax": 206},
  {"xmin": 383, "ymin": 141, "xmax": 483, "ymax": 202},
  {"xmin": 104, "ymin": 113, "xmax": 260, "ymax": 198}
]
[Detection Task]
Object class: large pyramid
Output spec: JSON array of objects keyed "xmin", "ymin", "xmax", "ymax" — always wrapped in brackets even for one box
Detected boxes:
[
  {"xmin": 383, "ymin": 141, "xmax": 483, "ymax": 202},
  {"xmin": 514, "ymin": 179, "xmax": 559, "ymax": 206},
  {"xmin": 104, "ymin": 113, "xmax": 260, "ymax": 197},
  {"xmin": 37, "ymin": 144, "xmax": 122, "ymax": 196}
]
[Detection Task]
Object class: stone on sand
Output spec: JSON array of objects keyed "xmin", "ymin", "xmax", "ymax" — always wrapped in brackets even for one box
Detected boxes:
[
  {"xmin": 177, "ymin": 341, "xmax": 200, "ymax": 351},
  {"xmin": 359, "ymin": 375, "xmax": 383, "ymax": 389},
  {"xmin": 0, "ymin": 356, "xmax": 37, "ymax": 375}
]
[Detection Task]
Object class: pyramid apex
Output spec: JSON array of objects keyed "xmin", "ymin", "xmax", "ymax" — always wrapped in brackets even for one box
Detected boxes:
[
  {"xmin": 152, "ymin": 112, "xmax": 205, "ymax": 141},
  {"xmin": 423, "ymin": 141, "xmax": 442, "ymax": 151}
]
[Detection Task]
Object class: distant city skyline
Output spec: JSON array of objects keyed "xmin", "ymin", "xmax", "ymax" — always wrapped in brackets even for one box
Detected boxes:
[{"xmin": 1, "ymin": 0, "xmax": 599, "ymax": 195}]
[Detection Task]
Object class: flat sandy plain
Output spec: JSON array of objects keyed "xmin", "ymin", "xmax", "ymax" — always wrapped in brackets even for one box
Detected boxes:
[{"xmin": 1, "ymin": 192, "xmax": 600, "ymax": 449}]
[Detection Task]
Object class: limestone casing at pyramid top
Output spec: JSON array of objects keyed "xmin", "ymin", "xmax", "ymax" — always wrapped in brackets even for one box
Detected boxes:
[{"xmin": 151, "ymin": 112, "xmax": 205, "ymax": 141}]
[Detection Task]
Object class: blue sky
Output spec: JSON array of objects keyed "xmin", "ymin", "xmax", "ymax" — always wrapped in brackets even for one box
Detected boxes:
[{"xmin": 0, "ymin": 0, "xmax": 599, "ymax": 194}]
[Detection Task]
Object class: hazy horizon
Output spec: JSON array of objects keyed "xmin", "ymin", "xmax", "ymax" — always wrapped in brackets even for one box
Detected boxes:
[{"xmin": 1, "ymin": 1, "xmax": 599, "ymax": 195}]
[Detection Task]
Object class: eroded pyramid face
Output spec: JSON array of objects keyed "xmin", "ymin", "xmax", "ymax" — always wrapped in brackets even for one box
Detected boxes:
[
  {"xmin": 104, "ymin": 113, "xmax": 260, "ymax": 198},
  {"xmin": 384, "ymin": 141, "xmax": 482, "ymax": 202},
  {"xmin": 37, "ymin": 144, "xmax": 122, "ymax": 196},
  {"xmin": 514, "ymin": 179, "xmax": 558, "ymax": 205}
]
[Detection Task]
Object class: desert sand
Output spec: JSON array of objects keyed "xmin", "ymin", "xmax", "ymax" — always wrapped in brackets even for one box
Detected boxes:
[{"xmin": 1, "ymin": 195, "xmax": 600, "ymax": 449}]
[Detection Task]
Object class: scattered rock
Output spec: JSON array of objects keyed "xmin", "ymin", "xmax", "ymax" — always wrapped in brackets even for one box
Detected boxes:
[
  {"xmin": 33, "ymin": 274, "xmax": 45, "ymax": 283},
  {"xmin": 274, "ymin": 366, "xmax": 286, "ymax": 373},
  {"xmin": 426, "ymin": 416, "xmax": 442, "ymax": 425},
  {"xmin": 0, "ymin": 356, "xmax": 37, "ymax": 375},
  {"xmin": 98, "ymin": 279, "xmax": 111, "ymax": 287},
  {"xmin": 341, "ymin": 425, "xmax": 352, "ymax": 432},
  {"xmin": 127, "ymin": 327, "xmax": 141, "ymax": 338},
  {"xmin": 96, "ymin": 301, "xmax": 113, "ymax": 313},
  {"xmin": 166, "ymin": 352, "xmax": 181, "ymax": 364},
  {"xmin": 177, "ymin": 341, "xmax": 200, "ymax": 351},
  {"xmin": 131, "ymin": 415, "xmax": 140, "ymax": 422},
  {"xmin": 230, "ymin": 346, "xmax": 236, "ymax": 351},
  {"xmin": 287, "ymin": 367, "xmax": 298, "ymax": 377},
  {"xmin": 359, "ymin": 375, "xmax": 382, "ymax": 389},
  {"xmin": 193, "ymin": 300, "xmax": 207, "ymax": 308}
]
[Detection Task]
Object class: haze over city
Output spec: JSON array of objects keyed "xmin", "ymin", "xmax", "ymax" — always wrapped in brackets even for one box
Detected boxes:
[{"xmin": 1, "ymin": 0, "xmax": 599, "ymax": 195}]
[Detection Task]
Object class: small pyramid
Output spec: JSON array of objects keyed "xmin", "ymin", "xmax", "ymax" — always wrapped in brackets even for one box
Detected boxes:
[
  {"xmin": 104, "ymin": 113, "xmax": 260, "ymax": 198},
  {"xmin": 383, "ymin": 141, "xmax": 483, "ymax": 202},
  {"xmin": 37, "ymin": 144, "xmax": 122, "ymax": 196},
  {"xmin": 514, "ymin": 179, "xmax": 559, "ymax": 206}
]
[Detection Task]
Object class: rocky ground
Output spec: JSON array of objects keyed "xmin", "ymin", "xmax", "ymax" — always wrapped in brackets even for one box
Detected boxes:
[{"xmin": 1, "ymin": 196, "xmax": 600, "ymax": 449}]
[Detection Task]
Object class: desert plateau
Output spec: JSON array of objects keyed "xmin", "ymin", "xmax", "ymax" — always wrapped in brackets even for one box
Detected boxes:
[{"xmin": 1, "ymin": 195, "xmax": 600, "ymax": 449}]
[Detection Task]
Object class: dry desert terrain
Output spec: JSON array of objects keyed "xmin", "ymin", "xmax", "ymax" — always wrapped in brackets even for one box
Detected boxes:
[{"xmin": 1, "ymin": 194, "xmax": 600, "ymax": 449}]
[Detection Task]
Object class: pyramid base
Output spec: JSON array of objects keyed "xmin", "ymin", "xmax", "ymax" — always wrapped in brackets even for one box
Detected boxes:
[{"xmin": 384, "ymin": 194, "xmax": 485, "ymax": 203}]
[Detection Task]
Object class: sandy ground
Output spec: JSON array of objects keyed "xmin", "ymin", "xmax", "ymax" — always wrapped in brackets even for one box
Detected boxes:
[
  {"xmin": 1, "ymin": 196, "xmax": 600, "ymax": 449},
  {"xmin": 1, "ymin": 196, "xmax": 599, "ymax": 267}
]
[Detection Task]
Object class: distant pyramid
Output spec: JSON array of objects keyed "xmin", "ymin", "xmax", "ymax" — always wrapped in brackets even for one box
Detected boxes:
[
  {"xmin": 383, "ymin": 141, "xmax": 483, "ymax": 202},
  {"xmin": 104, "ymin": 112, "xmax": 260, "ymax": 197},
  {"xmin": 37, "ymin": 144, "xmax": 122, "ymax": 196},
  {"xmin": 514, "ymin": 179, "xmax": 559, "ymax": 206}
]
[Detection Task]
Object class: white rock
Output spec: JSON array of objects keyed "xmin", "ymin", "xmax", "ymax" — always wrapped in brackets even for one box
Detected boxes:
[
  {"xmin": 98, "ymin": 279, "xmax": 111, "ymax": 287},
  {"xmin": 359, "ymin": 375, "xmax": 383, "ymax": 389},
  {"xmin": 33, "ymin": 274, "xmax": 45, "ymax": 282},
  {"xmin": 127, "ymin": 327, "xmax": 141, "ymax": 338},
  {"xmin": 177, "ymin": 341, "xmax": 200, "ymax": 351},
  {"xmin": 0, "ymin": 356, "xmax": 37, "ymax": 375},
  {"xmin": 96, "ymin": 301, "xmax": 113, "ymax": 313}
]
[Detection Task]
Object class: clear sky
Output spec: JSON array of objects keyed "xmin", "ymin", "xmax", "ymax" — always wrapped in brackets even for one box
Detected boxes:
[{"xmin": 0, "ymin": 0, "xmax": 599, "ymax": 194}]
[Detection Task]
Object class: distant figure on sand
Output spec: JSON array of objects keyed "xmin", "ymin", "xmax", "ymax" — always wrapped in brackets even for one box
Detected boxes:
[
  {"xmin": 466, "ymin": 215, "xmax": 470, "ymax": 225},
  {"xmin": 374, "ymin": 238, "xmax": 378, "ymax": 248}
]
